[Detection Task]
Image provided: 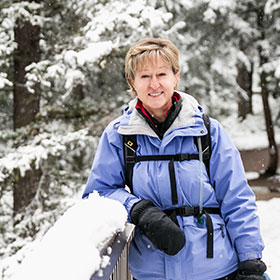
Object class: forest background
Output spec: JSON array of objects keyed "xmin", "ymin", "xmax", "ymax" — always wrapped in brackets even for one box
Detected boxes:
[{"xmin": 0, "ymin": 0, "xmax": 280, "ymax": 278}]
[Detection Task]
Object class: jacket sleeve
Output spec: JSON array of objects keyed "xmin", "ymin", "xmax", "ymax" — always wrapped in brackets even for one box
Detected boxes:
[
  {"xmin": 82, "ymin": 120, "xmax": 140, "ymax": 220},
  {"xmin": 209, "ymin": 118, "xmax": 264, "ymax": 262}
]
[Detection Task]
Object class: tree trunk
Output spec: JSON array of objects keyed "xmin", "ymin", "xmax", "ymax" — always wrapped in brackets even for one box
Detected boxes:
[
  {"xmin": 72, "ymin": 83, "xmax": 85, "ymax": 101},
  {"xmin": 13, "ymin": 19, "xmax": 40, "ymax": 129},
  {"xmin": 13, "ymin": 18, "xmax": 41, "ymax": 216},
  {"xmin": 13, "ymin": 168, "xmax": 42, "ymax": 215},
  {"xmin": 260, "ymin": 70, "xmax": 278, "ymax": 175},
  {"xmin": 257, "ymin": 6, "xmax": 279, "ymax": 175},
  {"xmin": 236, "ymin": 62, "xmax": 253, "ymax": 120}
]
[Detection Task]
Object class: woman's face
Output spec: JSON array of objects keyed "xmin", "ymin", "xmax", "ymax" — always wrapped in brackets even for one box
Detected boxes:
[{"xmin": 132, "ymin": 56, "xmax": 180, "ymax": 119}]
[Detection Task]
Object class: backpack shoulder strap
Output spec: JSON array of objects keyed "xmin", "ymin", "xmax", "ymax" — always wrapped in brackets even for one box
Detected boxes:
[
  {"xmin": 123, "ymin": 134, "xmax": 137, "ymax": 193},
  {"xmin": 201, "ymin": 114, "xmax": 212, "ymax": 177},
  {"xmin": 197, "ymin": 113, "xmax": 212, "ymax": 177}
]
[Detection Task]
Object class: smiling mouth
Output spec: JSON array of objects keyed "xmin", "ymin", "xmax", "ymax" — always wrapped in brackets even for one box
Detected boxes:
[{"xmin": 149, "ymin": 92, "xmax": 162, "ymax": 97}]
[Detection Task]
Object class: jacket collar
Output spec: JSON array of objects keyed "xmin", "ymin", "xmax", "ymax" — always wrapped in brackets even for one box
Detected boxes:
[
  {"xmin": 117, "ymin": 91, "xmax": 201, "ymax": 137},
  {"xmin": 136, "ymin": 93, "xmax": 182, "ymax": 139}
]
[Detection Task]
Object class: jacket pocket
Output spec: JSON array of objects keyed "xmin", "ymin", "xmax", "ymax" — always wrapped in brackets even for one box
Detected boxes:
[{"xmin": 181, "ymin": 215, "xmax": 237, "ymax": 275}]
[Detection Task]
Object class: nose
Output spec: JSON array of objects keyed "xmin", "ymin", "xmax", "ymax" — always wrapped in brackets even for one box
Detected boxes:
[{"xmin": 150, "ymin": 76, "xmax": 160, "ymax": 90}]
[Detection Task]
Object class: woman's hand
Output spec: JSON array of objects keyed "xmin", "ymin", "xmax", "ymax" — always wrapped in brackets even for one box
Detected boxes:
[
  {"xmin": 235, "ymin": 259, "xmax": 267, "ymax": 279},
  {"xmin": 130, "ymin": 200, "xmax": 185, "ymax": 255}
]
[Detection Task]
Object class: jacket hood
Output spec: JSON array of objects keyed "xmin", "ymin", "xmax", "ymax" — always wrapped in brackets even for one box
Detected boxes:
[{"xmin": 117, "ymin": 91, "xmax": 203, "ymax": 137}]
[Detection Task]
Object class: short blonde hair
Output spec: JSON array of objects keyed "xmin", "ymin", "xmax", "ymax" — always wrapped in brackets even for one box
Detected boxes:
[{"xmin": 125, "ymin": 38, "xmax": 180, "ymax": 97}]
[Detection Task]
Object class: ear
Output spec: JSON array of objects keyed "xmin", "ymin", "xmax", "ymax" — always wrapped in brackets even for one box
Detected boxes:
[
  {"xmin": 175, "ymin": 70, "xmax": 180, "ymax": 80},
  {"xmin": 174, "ymin": 70, "xmax": 180, "ymax": 86},
  {"xmin": 128, "ymin": 77, "xmax": 134, "ymax": 88},
  {"xmin": 128, "ymin": 78, "xmax": 137, "ymax": 96},
  {"xmin": 129, "ymin": 79, "xmax": 134, "ymax": 91}
]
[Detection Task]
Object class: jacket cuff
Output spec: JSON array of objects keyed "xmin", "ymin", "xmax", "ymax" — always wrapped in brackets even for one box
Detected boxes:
[
  {"xmin": 124, "ymin": 197, "xmax": 141, "ymax": 223},
  {"xmin": 238, "ymin": 251, "xmax": 263, "ymax": 262}
]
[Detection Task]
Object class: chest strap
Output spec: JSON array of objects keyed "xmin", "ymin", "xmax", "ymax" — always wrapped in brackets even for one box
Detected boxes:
[
  {"xmin": 128, "ymin": 153, "xmax": 204, "ymax": 162},
  {"xmin": 164, "ymin": 206, "xmax": 221, "ymax": 258}
]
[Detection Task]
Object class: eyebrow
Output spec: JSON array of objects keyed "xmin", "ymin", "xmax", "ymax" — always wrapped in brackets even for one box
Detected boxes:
[{"xmin": 138, "ymin": 66, "xmax": 169, "ymax": 73}]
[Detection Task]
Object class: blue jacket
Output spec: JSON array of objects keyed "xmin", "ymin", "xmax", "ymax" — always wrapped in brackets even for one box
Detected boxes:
[{"xmin": 83, "ymin": 92, "xmax": 264, "ymax": 280}]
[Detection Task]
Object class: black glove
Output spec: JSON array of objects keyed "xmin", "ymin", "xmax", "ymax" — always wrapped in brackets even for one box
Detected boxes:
[
  {"xmin": 235, "ymin": 259, "xmax": 267, "ymax": 280},
  {"xmin": 130, "ymin": 200, "xmax": 185, "ymax": 255}
]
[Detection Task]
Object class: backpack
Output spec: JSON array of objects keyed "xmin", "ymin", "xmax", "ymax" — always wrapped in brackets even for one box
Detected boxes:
[{"xmin": 122, "ymin": 114, "xmax": 218, "ymax": 259}]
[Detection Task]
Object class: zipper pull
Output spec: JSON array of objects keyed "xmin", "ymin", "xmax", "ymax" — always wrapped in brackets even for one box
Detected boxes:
[{"xmin": 220, "ymin": 224, "xmax": 225, "ymax": 238}]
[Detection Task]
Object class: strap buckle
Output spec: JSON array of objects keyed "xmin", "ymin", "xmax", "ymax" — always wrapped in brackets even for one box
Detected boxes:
[
  {"xmin": 177, "ymin": 154, "xmax": 191, "ymax": 161},
  {"xmin": 176, "ymin": 206, "xmax": 200, "ymax": 216}
]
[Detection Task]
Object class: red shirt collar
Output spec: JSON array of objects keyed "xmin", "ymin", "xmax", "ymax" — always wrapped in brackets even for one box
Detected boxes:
[{"xmin": 135, "ymin": 92, "xmax": 181, "ymax": 123}]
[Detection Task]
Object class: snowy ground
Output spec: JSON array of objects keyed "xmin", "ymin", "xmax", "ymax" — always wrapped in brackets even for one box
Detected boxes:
[{"xmin": 257, "ymin": 198, "xmax": 280, "ymax": 279}]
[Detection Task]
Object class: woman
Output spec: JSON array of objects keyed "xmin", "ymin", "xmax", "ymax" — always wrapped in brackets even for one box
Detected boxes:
[{"xmin": 83, "ymin": 38, "xmax": 267, "ymax": 280}]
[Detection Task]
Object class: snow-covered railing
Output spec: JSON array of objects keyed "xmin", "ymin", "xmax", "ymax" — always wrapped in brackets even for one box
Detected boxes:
[
  {"xmin": 10, "ymin": 194, "xmax": 132, "ymax": 280},
  {"xmin": 91, "ymin": 223, "xmax": 135, "ymax": 280}
]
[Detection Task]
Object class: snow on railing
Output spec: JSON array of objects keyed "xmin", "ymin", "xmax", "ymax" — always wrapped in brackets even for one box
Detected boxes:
[
  {"xmin": 91, "ymin": 223, "xmax": 135, "ymax": 280},
  {"xmin": 10, "ymin": 193, "xmax": 130, "ymax": 280}
]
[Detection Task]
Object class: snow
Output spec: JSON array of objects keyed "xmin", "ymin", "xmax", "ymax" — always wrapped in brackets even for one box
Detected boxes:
[
  {"xmin": 203, "ymin": 8, "xmax": 217, "ymax": 24},
  {"xmin": 76, "ymin": 41, "xmax": 114, "ymax": 66},
  {"xmin": 0, "ymin": 73, "xmax": 12, "ymax": 89},
  {"xmin": 8, "ymin": 192, "xmax": 127, "ymax": 280},
  {"xmin": 221, "ymin": 94, "xmax": 280, "ymax": 150},
  {"xmin": 257, "ymin": 198, "xmax": 280, "ymax": 279},
  {"xmin": 275, "ymin": 63, "xmax": 280, "ymax": 79},
  {"xmin": 0, "ymin": 129, "xmax": 89, "ymax": 179}
]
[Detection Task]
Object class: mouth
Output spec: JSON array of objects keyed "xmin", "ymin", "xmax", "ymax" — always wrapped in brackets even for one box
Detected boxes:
[{"xmin": 148, "ymin": 92, "xmax": 163, "ymax": 97}]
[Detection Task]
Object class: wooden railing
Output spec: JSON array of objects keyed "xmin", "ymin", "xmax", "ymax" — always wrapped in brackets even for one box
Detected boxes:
[{"xmin": 90, "ymin": 223, "xmax": 135, "ymax": 280}]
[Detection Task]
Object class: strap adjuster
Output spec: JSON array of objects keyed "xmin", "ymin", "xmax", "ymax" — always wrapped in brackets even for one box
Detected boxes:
[{"xmin": 126, "ymin": 155, "xmax": 136, "ymax": 164}]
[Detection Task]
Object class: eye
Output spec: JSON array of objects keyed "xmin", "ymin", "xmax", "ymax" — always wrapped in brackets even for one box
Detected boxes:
[
  {"xmin": 159, "ymin": 72, "xmax": 166, "ymax": 76},
  {"xmin": 141, "ymin": 75, "xmax": 149, "ymax": 79}
]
